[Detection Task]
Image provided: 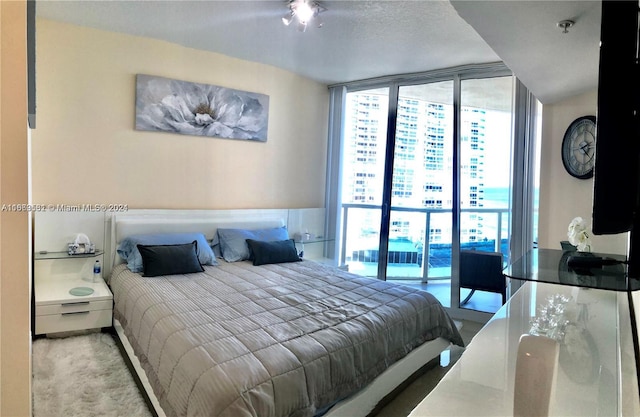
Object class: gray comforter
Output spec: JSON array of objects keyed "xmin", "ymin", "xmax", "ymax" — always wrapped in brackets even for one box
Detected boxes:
[{"xmin": 110, "ymin": 260, "xmax": 463, "ymax": 417}]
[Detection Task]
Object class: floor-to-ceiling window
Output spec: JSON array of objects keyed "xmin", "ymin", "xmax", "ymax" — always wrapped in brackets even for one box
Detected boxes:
[
  {"xmin": 326, "ymin": 63, "xmax": 539, "ymax": 322},
  {"xmin": 340, "ymin": 87, "xmax": 389, "ymax": 277},
  {"xmin": 456, "ymin": 76, "xmax": 514, "ymax": 313},
  {"xmin": 386, "ymin": 82, "xmax": 454, "ymax": 285}
]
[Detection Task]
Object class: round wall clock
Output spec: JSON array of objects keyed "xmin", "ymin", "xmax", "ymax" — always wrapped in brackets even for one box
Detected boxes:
[{"xmin": 561, "ymin": 115, "xmax": 596, "ymax": 179}]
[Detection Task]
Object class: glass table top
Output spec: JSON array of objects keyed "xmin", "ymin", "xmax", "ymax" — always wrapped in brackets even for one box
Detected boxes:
[{"xmin": 504, "ymin": 248, "xmax": 640, "ymax": 292}]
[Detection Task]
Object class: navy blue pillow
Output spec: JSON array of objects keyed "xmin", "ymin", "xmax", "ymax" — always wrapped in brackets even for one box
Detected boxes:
[
  {"xmin": 246, "ymin": 239, "xmax": 301, "ymax": 266},
  {"xmin": 137, "ymin": 241, "xmax": 204, "ymax": 277},
  {"xmin": 217, "ymin": 227, "xmax": 289, "ymax": 262}
]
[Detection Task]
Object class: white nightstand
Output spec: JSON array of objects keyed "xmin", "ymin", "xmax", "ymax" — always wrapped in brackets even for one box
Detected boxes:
[{"xmin": 34, "ymin": 251, "xmax": 113, "ymax": 335}]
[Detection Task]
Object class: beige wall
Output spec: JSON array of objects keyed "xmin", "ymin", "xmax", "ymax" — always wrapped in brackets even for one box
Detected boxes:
[
  {"xmin": 0, "ymin": 0, "xmax": 32, "ymax": 415},
  {"xmin": 538, "ymin": 89, "xmax": 627, "ymax": 255},
  {"xmin": 32, "ymin": 19, "xmax": 329, "ymax": 210}
]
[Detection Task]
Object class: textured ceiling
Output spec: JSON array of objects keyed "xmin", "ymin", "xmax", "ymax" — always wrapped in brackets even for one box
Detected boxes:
[
  {"xmin": 36, "ymin": 0, "xmax": 602, "ymax": 104},
  {"xmin": 452, "ymin": 1, "xmax": 601, "ymax": 104}
]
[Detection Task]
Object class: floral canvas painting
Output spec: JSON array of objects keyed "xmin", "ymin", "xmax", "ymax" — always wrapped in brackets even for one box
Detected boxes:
[{"xmin": 135, "ymin": 74, "xmax": 269, "ymax": 142}]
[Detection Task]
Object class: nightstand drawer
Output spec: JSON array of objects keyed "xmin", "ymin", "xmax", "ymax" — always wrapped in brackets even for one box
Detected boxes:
[
  {"xmin": 36, "ymin": 299, "xmax": 113, "ymax": 316},
  {"xmin": 35, "ymin": 308, "xmax": 112, "ymax": 335}
]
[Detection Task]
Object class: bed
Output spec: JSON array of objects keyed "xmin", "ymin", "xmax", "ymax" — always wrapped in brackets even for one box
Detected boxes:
[{"xmin": 107, "ymin": 210, "xmax": 464, "ymax": 417}]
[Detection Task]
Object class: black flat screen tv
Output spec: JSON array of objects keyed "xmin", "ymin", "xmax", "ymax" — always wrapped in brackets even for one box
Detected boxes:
[
  {"xmin": 592, "ymin": 0, "xmax": 639, "ymax": 273},
  {"xmin": 592, "ymin": 4, "xmax": 640, "ymax": 397}
]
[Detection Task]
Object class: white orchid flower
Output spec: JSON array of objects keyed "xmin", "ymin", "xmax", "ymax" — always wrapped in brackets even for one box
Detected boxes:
[{"xmin": 567, "ymin": 217, "xmax": 591, "ymax": 252}]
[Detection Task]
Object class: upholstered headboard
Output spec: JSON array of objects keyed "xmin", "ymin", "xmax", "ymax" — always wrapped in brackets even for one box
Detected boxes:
[
  {"xmin": 32, "ymin": 208, "xmax": 325, "ymax": 277},
  {"xmin": 107, "ymin": 209, "xmax": 294, "ymax": 274}
]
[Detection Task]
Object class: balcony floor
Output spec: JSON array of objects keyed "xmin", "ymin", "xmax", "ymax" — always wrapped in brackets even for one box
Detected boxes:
[
  {"xmin": 390, "ymin": 279, "xmax": 503, "ymax": 314},
  {"xmin": 345, "ymin": 261, "xmax": 504, "ymax": 314}
]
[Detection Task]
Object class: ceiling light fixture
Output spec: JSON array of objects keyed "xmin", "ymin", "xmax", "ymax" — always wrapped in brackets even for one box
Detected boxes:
[
  {"xmin": 282, "ymin": 0, "xmax": 326, "ymax": 32},
  {"xmin": 557, "ymin": 19, "xmax": 575, "ymax": 34}
]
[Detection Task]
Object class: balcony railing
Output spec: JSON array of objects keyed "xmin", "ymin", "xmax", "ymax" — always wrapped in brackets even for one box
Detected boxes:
[{"xmin": 339, "ymin": 203, "xmax": 510, "ymax": 281}]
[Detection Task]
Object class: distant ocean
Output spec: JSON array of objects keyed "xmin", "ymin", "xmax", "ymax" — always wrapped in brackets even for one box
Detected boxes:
[{"xmin": 481, "ymin": 187, "xmax": 510, "ymax": 208}]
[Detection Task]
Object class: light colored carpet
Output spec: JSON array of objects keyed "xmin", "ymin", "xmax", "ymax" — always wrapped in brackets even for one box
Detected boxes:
[{"xmin": 32, "ymin": 332, "xmax": 152, "ymax": 417}]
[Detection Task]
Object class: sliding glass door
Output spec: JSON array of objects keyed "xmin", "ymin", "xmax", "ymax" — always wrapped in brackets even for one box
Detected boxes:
[
  {"xmin": 329, "ymin": 63, "xmax": 537, "ymax": 321},
  {"xmin": 386, "ymin": 82, "xmax": 454, "ymax": 291},
  {"xmin": 457, "ymin": 76, "xmax": 514, "ymax": 313}
]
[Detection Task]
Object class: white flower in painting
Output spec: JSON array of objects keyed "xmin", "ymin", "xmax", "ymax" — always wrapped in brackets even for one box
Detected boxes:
[
  {"xmin": 194, "ymin": 113, "xmax": 214, "ymax": 126},
  {"xmin": 135, "ymin": 75, "xmax": 269, "ymax": 141},
  {"xmin": 567, "ymin": 217, "xmax": 592, "ymax": 252}
]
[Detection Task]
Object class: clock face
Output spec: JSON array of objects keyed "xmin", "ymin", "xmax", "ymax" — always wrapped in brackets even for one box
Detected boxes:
[{"xmin": 562, "ymin": 115, "xmax": 596, "ymax": 179}]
